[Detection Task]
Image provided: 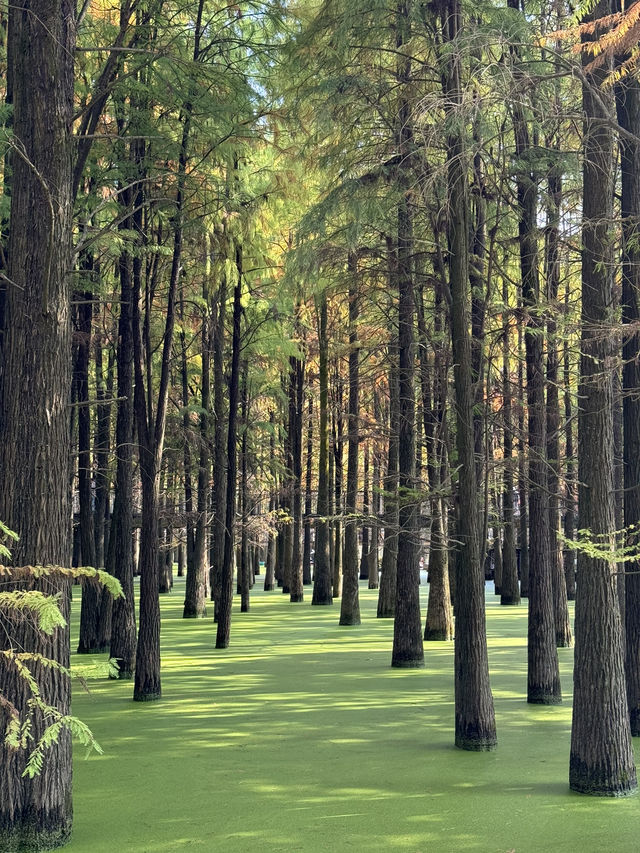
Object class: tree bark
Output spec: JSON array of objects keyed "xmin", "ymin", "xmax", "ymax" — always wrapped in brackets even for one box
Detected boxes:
[
  {"xmin": 340, "ymin": 253, "xmax": 361, "ymax": 626},
  {"xmin": 0, "ymin": 0, "xmax": 75, "ymax": 845},
  {"xmin": 570, "ymin": 19, "xmax": 637, "ymax": 795},
  {"xmin": 443, "ymin": 0, "xmax": 497, "ymax": 749},
  {"xmin": 313, "ymin": 292, "xmax": 333, "ymax": 605}
]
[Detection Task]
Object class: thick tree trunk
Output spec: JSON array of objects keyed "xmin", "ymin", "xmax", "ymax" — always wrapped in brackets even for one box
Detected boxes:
[
  {"xmin": 616, "ymin": 48, "xmax": 640, "ymax": 738},
  {"xmin": 340, "ymin": 254, "xmax": 361, "ymax": 626},
  {"xmin": 570, "ymin": 25, "xmax": 637, "ymax": 795},
  {"xmin": 0, "ymin": 0, "xmax": 75, "ymax": 845}
]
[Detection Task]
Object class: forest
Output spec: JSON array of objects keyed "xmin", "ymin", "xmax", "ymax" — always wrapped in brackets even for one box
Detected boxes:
[{"xmin": 0, "ymin": 0, "xmax": 640, "ymax": 849}]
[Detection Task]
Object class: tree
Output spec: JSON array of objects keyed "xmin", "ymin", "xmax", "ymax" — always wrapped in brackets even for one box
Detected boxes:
[
  {"xmin": 0, "ymin": 0, "xmax": 76, "ymax": 845},
  {"xmin": 569, "ymin": 2, "xmax": 637, "ymax": 795}
]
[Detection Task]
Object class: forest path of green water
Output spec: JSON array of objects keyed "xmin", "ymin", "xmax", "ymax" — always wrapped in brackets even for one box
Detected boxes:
[{"xmin": 66, "ymin": 578, "xmax": 638, "ymax": 852}]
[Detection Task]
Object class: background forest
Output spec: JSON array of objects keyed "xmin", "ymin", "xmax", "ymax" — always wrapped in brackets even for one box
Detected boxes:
[{"xmin": 1, "ymin": 0, "xmax": 640, "ymax": 848}]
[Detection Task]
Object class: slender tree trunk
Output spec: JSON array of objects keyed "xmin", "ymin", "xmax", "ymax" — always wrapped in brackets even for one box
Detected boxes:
[
  {"xmin": 392, "ymin": 19, "xmax": 424, "ymax": 666},
  {"xmin": 216, "ymin": 244, "xmax": 243, "ymax": 648},
  {"xmin": 289, "ymin": 354, "xmax": 304, "ymax": 603},
  {"xmin": 211, "ymin": 273, "xmax": 227, "ymax": 609},
  {"xmin": 359, "ymin": 442, "xmax": 370, "ymax": 580},
  {"xmin": 332, "ymin": 372, "xmax": 344, "ymax": 598},
  {"xmin": 378, "ymin": 332, "xmax": 399, "ymax": 618},
  {"xmin": 313, "ymin": 292, "xmax": 333, "ymax": 605},
  {"xmin": 563, "ymin": 317, "xmax": 576, "ymax": 601},
  {"xmin": 501, "ymin": 276, "xmax": 520, "ymax": 606},
  {"xmin": 507, "ymin": 8, "xmax": 561, "ymax": 702},
  {"xmin": 76, "ymin": 288, "xmax": 102, "ymax": 654},
  {"xmin": 303, "ymin": 393, "xmax": 313, "ymax": 586},
  {"xmin": 546, "ymin": 168, "xmax": 572, "ymax": 647},
  {"xmin": 340, "ymin": 253, "xmax": 361, "ymax": 626},
  {"xmin": 443, "ymin": 0, "xmax": 496, "ymax": 749}
]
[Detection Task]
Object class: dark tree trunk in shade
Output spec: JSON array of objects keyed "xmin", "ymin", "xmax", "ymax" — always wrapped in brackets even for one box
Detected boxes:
[
  {"xmin": 613, "ymin": 373, "xmax": 625, "ymax": 621},
  {"xmin": 378, "ymin": 328, "xmax": 399, "ymax": 619},
  {"xmin": 211, "ymin": 273, "xmax": 227, "ymax": 608},
  {"xmin": 517, "ymin": 323, "xmax": 529, "ymax": 599},
  {"xmin": 545, "ymin": 168, "xmax": 572, "ymax": 648},
  {"xmin": 313, "ymin": 292, "xmax": 333, "ymax": 605},
  {"xmin": 563, "ymin": 321, "xmax": 576, "ymax": 601},
  {"xmin": 289, "ymin": 353, "xmax": 304, "ymax": 603},
  {"xmin": 340, "ymin": 254, "xmax": 361, "ymax": 626},
  {"xmin": 570, "ymin": 27, "xmax": 637, "ymax": 794},
  {"xmin": 506, "ymin": 0, "xmax": 560, "ymax": 702},
  {"xmin": 94, "ymin": 326, "xmax": 112, "ymax": 569},
  {"xmin": 216, "ymin": 245, "xmax": 243, "ymax": 649},
  {"xmin": 264, "ymin": 415, "xmax": 277, "ymax": 592},
  {"xmin": 108, "ymin": 190, "xmax": 137, "ymax": 679},
  {"xmin": 0, "ymin": 0, "xmax": 75, "ymax": 844},
  {"xmin": 391, "ymin": 21, "xmax": 424, "ymax": 667},
  {"xmin": 332, "ymin": 372, "xmax": 344, "ymax": 598},
  {"xmin": 368, "ymin": 405, "xmax": 380, "ymax": 590},
  {"xmin": 303, "ymin": 394, "xmax": 313, "ymax": 586},
  {"xmin": 501, "ymin": 277, "xmax": 520, "ymax": 606},
  {"xmin": 76, "ymin": 288, "xmax": 103, "ymax": 654},
  {"xmin": 616, "ymin": 48, "xmax": 640, "ymax": 738},
  {"xmin": 240, "ymin": 364, "xmax": 250, "ymax": 612},
  {"xmin": 493, "ymin": 529, "xmax": 503, "ymax": 597},
  {"xmin": 359, "ymin": 442, "xmax": 370, "ymax": 580},
  {"xmin": 180, "ymin": 291, "xmax": 196, "ymax": 583},
  {"xmin": 443, "ymin": 0, "xmax": 497, "ymax": 749}
]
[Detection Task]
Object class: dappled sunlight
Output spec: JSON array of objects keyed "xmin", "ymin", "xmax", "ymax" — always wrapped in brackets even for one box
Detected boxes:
[{"xmin": 64, "ymin": 579, "xmax": 640, "ymax": 853}]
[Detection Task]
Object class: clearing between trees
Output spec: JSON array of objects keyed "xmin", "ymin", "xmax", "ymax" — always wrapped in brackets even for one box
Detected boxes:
[{"xmin": 68, "ymin": 578, "xmax": 637, "ymax": 853}]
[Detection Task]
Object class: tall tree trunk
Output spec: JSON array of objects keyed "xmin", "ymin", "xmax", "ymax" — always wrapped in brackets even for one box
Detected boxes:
[
  {"xmin": 313, "ymin": 292, "xmax": 333, "ymax": 605},
  {"xmin": 211, "ymin": 272, "xmax": 227, "ymax": 609},
  {"xmin": 0, "ymin": 0, "xmax": 75, "ymax": 845},
  {"xmin": 443, "ymin": 0, "xmax": 497, "ymax": 749},
  {"xmin": 562, "ymin": 312, "xmax": 576, "ymax": 601},
  {"xmin": 216, "ymin": 244, "xmax": 243, "ymax": 648},
  {"xmin": 359, "ymin": 442, "xmax": 370, "ymax": 580},
  {"xmin": 340, "ymin": 253, "xmax": 361, "ymax": 626},
  {"xmin": 378, "ymin": 332, "xmax": 399, "ymax": 618},
  {"xmin": 616, "ymin": 32, "xmax": 640, "ymax": 738},
  {"xmin": 303, "ymin": 393, "xmax": 313, "ymax": 586},
  {"xmin": 332, "ymin": 371, "xmax": 344, "ymax": 598},
  {"xmin": 545, "ymin": 168, "xmax": 572, "ymax": 647},
  {"xmin": 501, "ymin": 277, "xmax": 520, "ymax": 606},
  {"xmin": 507, "ymin": 3, "xmax": 561, "ymax": 702},
  {"xmin": 184, "ymin": 246, "xmax": 211, "ymax": 619},
  {"xmin": 76, "ymin": 287, "xmax": 102, "ymax": 654},
  {"xmin": 289, "ymin": 353, "xmax": 304, "ymax": 603},
  {"xmin": 570, "ymin": 18, "xmax": 636, "ymax": 793},
  {"xmin": 108, "ymin": 182, "xmax": 137, "ymax": 681},
  {"xmin": 392, "ymin": 16, "xmax": 424, "ymax": 667}
]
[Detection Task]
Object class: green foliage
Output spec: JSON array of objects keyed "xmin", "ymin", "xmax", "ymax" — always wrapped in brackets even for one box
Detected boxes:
[{"xmin": 0, "ymin": 523, "xmax": 124, "ymax": 777}]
